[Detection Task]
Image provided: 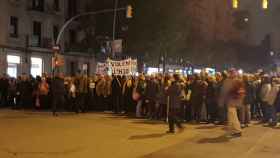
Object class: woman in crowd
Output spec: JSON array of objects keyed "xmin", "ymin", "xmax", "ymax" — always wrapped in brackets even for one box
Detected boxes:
[
  {"xmin": 38, "ymin": 77, "xmax": 49, "ymax": 109},
  {"xmin": 122, "ymin": 76, "xmax": 134, "ymax": 114}
]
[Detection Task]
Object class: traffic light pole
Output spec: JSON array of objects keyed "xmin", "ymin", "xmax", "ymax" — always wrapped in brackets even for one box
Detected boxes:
[
  {"xmin": 55, "ymin": 7, "xmax": 127, "ymax": 46},
  {"xmin": 52, "ymin": 5, "xmax": 133, "ymax": 78},
  {"xmin": 112, "ymin": 0, "xmax": 119, "ymax": 41}
]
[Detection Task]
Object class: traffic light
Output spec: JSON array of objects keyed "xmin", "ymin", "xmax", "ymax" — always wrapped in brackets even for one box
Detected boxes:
[{"xmin": 126, "ymin": 5, "xmax": 133, "ymax": 18}]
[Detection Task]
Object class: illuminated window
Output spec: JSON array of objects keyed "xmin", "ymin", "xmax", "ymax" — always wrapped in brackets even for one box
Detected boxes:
[
  {"xmin": 232, "ymin": 0, "xmax": 238, "ymax": 9},
  {"xmin": 262, "ymin": 0, "xmax": 268, "ymax": 9},
  {"xmin": 31, "ymin": 57, "xmax": 43, "ymax": 77},
  {"xmin": 7, "ymin": 55, "xmax": 20, "ymax": 78}
]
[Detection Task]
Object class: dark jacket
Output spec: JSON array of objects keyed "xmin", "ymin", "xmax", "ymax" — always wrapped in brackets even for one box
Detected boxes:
[
  {"xmin": 0, "ymin": 77, "xmax": 9, "ymax": 94},
  {"xmin": 112, "ymin": 77, "xmax": 122, "ymax": 95},
  {"xmin": 167, "ymin": 81, "xmax": 182, "ymax": 110},
  {"xmin": 244, "ymin": 81, "xmax": 255, "ymax": 105},
  {"xmin": 51, "ymin": 77, "xmax": 66, "ymax": 96},
  {"xmin": 136, "ymin": 79, "xmax": 146, "ymax": 97},
  {"xmin": 18, "ymin": 80, "xmax": 33, "ymax": 98},
  {"xmin": 145, "ymin": 79, "xmax": 159, "ymax": 100},
  {"xmin": 206, "ymin": 81, "xmax": 217, "ymax": 105}
]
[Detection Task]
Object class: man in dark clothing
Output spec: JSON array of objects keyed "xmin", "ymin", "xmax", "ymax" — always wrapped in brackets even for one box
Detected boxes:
[
  {"xmin": 76, "ymin": 74, "xmax": 88, "ymax": 113},
  {"xmin": 111, "ymin": 75, "xmax": 122, "ymax": 113},
  {"xmin": 166, "ymin": 74, "xmax": 184, "ymax": 133},
  {"xmin": 145, "ymin": 76, "xmax": 159, "ymax": 119},
  {"xmin": 18, "ymin": 75, "xmax": 33, "ymax": 109},
  {"xmin": 51, "ymin": 73, "xmax": 66, "ymax": 116},
  {"xmin": 206, "ymin": 77, "xmax": 218, "ymax": 123},
  {"xmin": 190, "ymin": 75, "xmax": 207, "ymax": 123},
  {"xmin": 0, "ymin": 74, "xmax": 9, "ymax": 107}
]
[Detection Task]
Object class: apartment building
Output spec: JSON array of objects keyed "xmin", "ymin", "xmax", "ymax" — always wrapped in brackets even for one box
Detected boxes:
[
  {"xmin": 0, "ymin": 0, "xmax": 95, "ymax": 77},
  {"xmin": 232, "ymin": 0, "xmax": 280, "ymax": 52}
]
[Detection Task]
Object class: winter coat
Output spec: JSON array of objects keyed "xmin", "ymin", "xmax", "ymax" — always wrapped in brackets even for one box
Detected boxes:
[
  {"xmin": 76, "ymin": 76, "xmax": 88, "ymax": 94},
  {"xmin": 135, "ymin": 79, "xmax": 146, "ymax": 97},
  {"xmin": 206, "ymin": 81, "xmax": 217, "ymax": 105},
  {"xmin": 167, "ymin": 81, "xmax": 183, "ymax": 110},
  {"xmin": 157, "ymin": 82, "xmax": 168, "ymax": 105},
  {"xmin": 18, "ymin": 80, "xmax": 33, "ymax": 98},
  {"xmin": 145, "ymin": 80, "xmax": 159, "ymax": 100},
  {"xmin": 222, "ymin": 78, "xmax": 245, "ymax": 107},
  {"xmin": 51, "ymin": 77, "xmax": 66, "ymax": 96},
  {"xmin": 244, "ymin": 81, "xmax": 255, "ymax": 105},
  {"xmin": 265, "ymin": 84, "xmax": 280, "ymax": 106},
  {"xmin": 260, "ymin": 83, "xmax": 271, "ymax": 103},
  {"xmin": 190, "ymin": 80, "xmax": 207, "ymax": 105},
  {"xmin": 112, "ymin": 77, "xmax": 122, "ymax": 95},
  {"xmin": 38, "ymin": 82, "xmax": 49, "ymax": 96}
]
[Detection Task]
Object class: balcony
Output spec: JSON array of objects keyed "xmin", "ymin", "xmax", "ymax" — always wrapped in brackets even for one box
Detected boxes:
[
  {"xmin": 26, "ymin": 3, "xmax": 63, "ymax": 16},
  {"xmin": 64, "ymin": 42, "xmax": 90, "ymax": 54},
  {"xmin": 29, "ymin": 35, "xmax": 52, "ymax": 49}
]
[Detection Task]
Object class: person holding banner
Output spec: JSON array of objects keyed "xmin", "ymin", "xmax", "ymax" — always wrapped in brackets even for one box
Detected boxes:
[{"xmin": 112, "ymin": 75, "xmax": 122, "ymax": 113}]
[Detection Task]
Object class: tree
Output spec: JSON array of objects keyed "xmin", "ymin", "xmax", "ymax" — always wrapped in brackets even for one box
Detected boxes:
[{"xmin": 127, "ymin": 0, "xmax": 201, "ymax": 65}]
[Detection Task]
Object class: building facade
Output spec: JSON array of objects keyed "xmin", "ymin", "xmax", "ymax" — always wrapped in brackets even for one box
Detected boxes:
[
  {"xmin": 233, "ymin": 0, "xmax": 280, "ymax": 52},
  {"xmin": 0, "ymin": 0, "xmax": 96, "ymax": 78}
]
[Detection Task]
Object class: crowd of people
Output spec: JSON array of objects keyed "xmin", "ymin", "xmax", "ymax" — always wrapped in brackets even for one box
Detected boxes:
[{"xmin": 1, "ymin": 69, "xmax": 280, "ymax": 137}]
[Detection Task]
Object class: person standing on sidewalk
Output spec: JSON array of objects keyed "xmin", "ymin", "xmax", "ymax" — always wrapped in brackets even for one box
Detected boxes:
[{"xmin": 166, "ymin": 74, "xmax": 185, "ymax": 134}]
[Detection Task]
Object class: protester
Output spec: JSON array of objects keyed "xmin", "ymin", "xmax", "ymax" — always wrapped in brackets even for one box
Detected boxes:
[
  {"xmin": 38, "ymin": 77, "xmax": 49, "ymax": 109},
  {"xmin": 166, "ymin": 74, "xmax": 185, "ymax": 133},
  {"xmin": 2, "ymin": 67, "xmax": 280, "ymax": 136},
  {"xmin": 51, "ymin": 73, "xmax": 66, "ymax": 116}
]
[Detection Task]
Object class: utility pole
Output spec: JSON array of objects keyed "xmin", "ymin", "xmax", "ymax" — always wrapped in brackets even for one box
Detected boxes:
[
  {"xmin": 112, "ymin": 0, "xmax": 119, "ymax": 58},
  {"xmin": 113, "ymin": 0, "xmax": 118, "ymax": 41}
]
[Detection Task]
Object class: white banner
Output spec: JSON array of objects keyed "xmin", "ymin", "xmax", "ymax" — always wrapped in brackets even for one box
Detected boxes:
[
  {"xmin": 96, "ymin": 58, "xmax": 137, "ymax": 76},
  {"xmin": 111, "ymin": 39, "xmax": 123, "ymax": 53}
]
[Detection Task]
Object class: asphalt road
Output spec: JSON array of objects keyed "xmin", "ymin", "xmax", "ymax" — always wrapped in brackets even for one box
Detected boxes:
[{"xmin": 0, "ymin": 109, "xmax": 279, "ymax": 158}]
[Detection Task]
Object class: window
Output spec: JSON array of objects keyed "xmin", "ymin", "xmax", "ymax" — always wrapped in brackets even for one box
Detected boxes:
[
  {"xmin": 232, "ymin": 0, "xmax": 238, "ymax": 9},
  {"xmin": 31, "ymin": 57, "xmax": 43, "ymax": 77},
  {"xmin": 32, "ymin": 0, "xmax": 44, "ymax": 11},
  {"xmin": 53, "ymin": 25, "xmax": 59, "ymax": 41},
  {"xmin": 10, "ymin": 16, "xmax": 18, "ymax": 37},
  {"xmin": 54, "ymin": 0, "xmax": 60, "ymax": 11},
  {"xmin": 33, "ymin": 21, "xmax": 42, "ymax": 46},
  {"xmin": 69, "ymin": 29, "xmax": 77, "ymax": 44},
  {"xmin": 68, "ymin": 0, "xmax": 77, "ymax": 18},
  {"xmin": 32, "ymin": 0, "xmax": 44, "ymax": 12},
  {"xmin": 262, "ymin": 0, "xmax": 268, "ymax": 10},
  {"xmin": 7, "ymin": 55, "xmax": 20, "ymax": 78}
]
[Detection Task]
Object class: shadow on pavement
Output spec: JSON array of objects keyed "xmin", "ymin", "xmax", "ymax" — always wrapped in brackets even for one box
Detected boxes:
[
  {"xmin": 271, "ymin": 126, "xmax": 280, "ymax": 129},
  {"xmin": 195, "ymin": 125, "xmax": 220, "ymax": 130},
  {"xmin": 0, "ymin": 115, "xmax": 31, "ymax": 119},
  {"xmin": 129, "ymin": 133, "xmax": 167, "ymax": 140},
  {"xmin": 131, "ymin": 120, "xmax": 166, "ymax": 125},
  {"xmin": 197, "ymin": 135, "xmax": 230, "ymax": 144}
]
